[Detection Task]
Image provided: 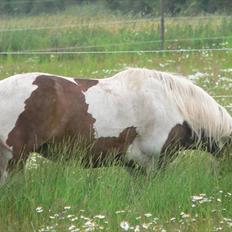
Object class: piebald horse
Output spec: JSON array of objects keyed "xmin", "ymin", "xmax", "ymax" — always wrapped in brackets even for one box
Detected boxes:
[{"xmin": 0, "ymin": 68, "xmax": 232, "ymax": 182}]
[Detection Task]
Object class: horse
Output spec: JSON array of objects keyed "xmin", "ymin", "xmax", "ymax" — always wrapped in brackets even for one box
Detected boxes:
[{"xmin": 0, "ymin": 68, "xmax": 232, "ymax": 182}]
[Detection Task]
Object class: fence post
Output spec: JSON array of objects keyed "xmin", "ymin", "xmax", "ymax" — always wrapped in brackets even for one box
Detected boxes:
[{"xmin": 160, "ymin": 0, "xmax": 165, "ymax": 50}]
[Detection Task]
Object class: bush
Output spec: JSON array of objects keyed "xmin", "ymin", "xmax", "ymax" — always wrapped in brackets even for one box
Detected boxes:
[
  {"xmin": 1, "ymin": 0, "xmax": 232, "ymax": 16},
  {"xmin": 105, "ymin": 0, "xmax": 232, "ymax": 16},
  {"xmin": 0, "ymin": 0, "xmax": 66, "ymax": 15}
]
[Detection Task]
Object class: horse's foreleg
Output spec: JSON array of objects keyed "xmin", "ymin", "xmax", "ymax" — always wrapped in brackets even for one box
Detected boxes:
[
  {"xmin": 157, "ymin": 152, "xmax": 171, "ymax": 170},
  {"xmin": 126, "ymin": 140, "xmax": 155, "ymax": 175},
  {"xmin": 6, "ymin": 145, "xmax": 35, "ymax": 181},
  {"xmin": 158, "ymin": 144, "xmax": 180, "ymax": 170},
  {"xmin": 0, "ymin": 148, "xmax": 13, "ymax": 184}
]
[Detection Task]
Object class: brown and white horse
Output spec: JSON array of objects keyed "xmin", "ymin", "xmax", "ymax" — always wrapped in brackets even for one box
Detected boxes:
[{"xmin": 0, "ymin": 68, "xmax": 232, "ymax": 182}]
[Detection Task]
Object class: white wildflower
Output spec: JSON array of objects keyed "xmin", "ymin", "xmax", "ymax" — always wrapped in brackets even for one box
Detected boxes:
[
  {"xmin": 36, "ymin": 206, "xmax": 43, "ymax": 213},
  {"xmin": 134, "ymin": 225, "xmax": 140, "ymax": 232},
  {"xmin": 68, "ymin": 225, "xmax": 76, "ymax": 230},
  {"xmin": 192, "ymin": 194, "xmax": 205, "ymax": 202},
  {"xmin": 71, "ymin": 229, "xmax": 80, "ymax": 232},
  {"xmin": 94, "ymin": 215, "xmax": 105, "ymax": 219},
  {"xmin": 142, "ymin": 223, "xmax": 152, "ymax": 229},
  {"xmin": 144, "ymin": 213, "xmax": 152, "ymax": 218},
  {"xmin": 70, "ymin": 217, "xmax": 78, "ymax": 222},
  {"xmin": 116, "ymin": 210, "xmax": 126, "ymax": 214},
  {"xmin": 81, "ymin": 221, "xmax": 96, "ymax": 232},
  {"xmin": 170, "ymin": 217, "xmax": 176, "ymax": 222},
  {"xmin": 120, "ymin": 221, "xmax": 130, "ymax": 231},
  {"xmin": 180, "ymin": 212, "xmax": 190, "ymax": 219}
]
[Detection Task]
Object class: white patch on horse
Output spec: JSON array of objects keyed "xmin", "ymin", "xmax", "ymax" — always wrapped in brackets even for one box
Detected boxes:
[
  {"xmin": 0, "ymin": 73, "xmax": 40, "ymax": 147},
  {"xmin": 84, "ymin": 68, "xmax": 185, "ymax": 170},
  {"xmin": 84, "ymin": 72, "xmax": 138, "ymax": 138}
]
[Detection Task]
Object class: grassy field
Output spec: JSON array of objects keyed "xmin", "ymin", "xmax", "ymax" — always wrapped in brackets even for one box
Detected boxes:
[{"xmin": 0, "ymin": 4, "xmax": 232, "ymax": 232}]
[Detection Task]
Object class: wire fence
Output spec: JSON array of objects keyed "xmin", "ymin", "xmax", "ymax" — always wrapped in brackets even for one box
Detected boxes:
[
  {"xmin": 214, "ymin": 96, "xmax": 232, "ymax": 99},
  {"xmin": 9, "ymin": 35, "xmax": 229, "ymax": 53},
  {"xmin": 1, "ymin": 48, "xmax": 232, "ymax": 55}
]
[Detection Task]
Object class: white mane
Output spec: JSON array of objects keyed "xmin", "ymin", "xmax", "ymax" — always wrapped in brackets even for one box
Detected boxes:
[{"xmin": 120, "ymin": 68, "xmax": 232, "ymax": 142}]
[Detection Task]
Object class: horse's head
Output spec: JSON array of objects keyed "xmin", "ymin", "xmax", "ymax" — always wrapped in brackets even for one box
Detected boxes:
[
  {"xmin": 228, "ymin": 117, "xmax": 232, "ymax": 149},
  {"xmin": 228, "ymin": 128, "xmax": 232, "ymax": 151},
  {"xmin": 217, "ymin": 119, "xmax": 232, "ymax": 156}
]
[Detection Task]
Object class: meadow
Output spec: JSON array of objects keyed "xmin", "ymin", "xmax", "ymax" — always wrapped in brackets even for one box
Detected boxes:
[{"xmin": 0, "ymin": 4, "xmax": 232, "ymax": 232}]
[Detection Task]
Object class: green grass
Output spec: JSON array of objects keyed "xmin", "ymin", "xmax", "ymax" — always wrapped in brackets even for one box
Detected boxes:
[
  {"xmin": 1, "ymin": 150, "xmax": 232, "ymax": 231},
  {"xmin": 0, "ymin": 6, "xmax": 232, "ymax": 231}
]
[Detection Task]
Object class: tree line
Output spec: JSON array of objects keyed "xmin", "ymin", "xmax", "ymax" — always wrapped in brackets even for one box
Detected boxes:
[
  {"xmin": 106, "ymin": 0, "xmax": 232, "ymax": 16},
  {"xmin": 0, "ymin": 0, "xmax": 231, "ymax": 16}
]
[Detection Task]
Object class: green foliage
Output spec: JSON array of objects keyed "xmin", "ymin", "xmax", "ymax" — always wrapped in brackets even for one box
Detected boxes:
[
  {"xmin": 105, "ymin": 0, "xmax": 159, "ymax": 16},
  {"xmin": 1, "ymin": 0, "xmax": 232, "ymax": 16},
  {"xmin": 105, "ymin": 0, "xmax": 232, "ymax": 16},
  {"xmin": 165, "ymin": 0, "xmax": 232, "ymax": 15},
  {"xmin": 0, "ymin": 0, "xmax": 66, "ymax": 15}
]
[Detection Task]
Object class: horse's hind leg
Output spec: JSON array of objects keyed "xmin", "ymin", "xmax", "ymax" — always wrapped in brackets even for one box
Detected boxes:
[{"xmin": 0, "ymin": 147, "xmax": 13, "ymax": 184}]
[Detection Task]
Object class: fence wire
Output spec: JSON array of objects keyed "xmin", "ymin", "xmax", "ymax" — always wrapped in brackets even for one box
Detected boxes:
[
  {"xmin": 0, "ymin": 48, "xmax": 232, "ymax": 55},
  {"xmin": 10, "ymin": 36, "xmax": 229, "ymax": 53}
]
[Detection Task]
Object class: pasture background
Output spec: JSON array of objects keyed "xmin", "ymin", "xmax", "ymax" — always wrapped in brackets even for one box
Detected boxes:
[{"xmin": 0, "ymin": 2, "xmax": 232, "ymax": 232}]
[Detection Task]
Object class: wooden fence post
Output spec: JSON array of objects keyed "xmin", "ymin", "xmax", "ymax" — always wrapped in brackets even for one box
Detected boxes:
[{"xmin": 160, "ymin": 0, "xmax": 165, "ymax": 50}]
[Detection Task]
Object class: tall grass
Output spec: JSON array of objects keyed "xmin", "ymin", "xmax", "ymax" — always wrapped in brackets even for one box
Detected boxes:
[{"xmin": 1, "ymin": 148, "xmax": 232, "ymax": 231}]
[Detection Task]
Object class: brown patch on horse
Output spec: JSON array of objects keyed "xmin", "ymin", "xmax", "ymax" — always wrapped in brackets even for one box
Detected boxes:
[
  {"xmin": 89, "ymin": 126, "xmax": 137, "ymax": 166},
  {"xmin": 161, "ymin": 121, "xmax": 193, "ymax": 154},
  {"xmin": 6, "ymin": 75, "xmax": 99, "ymax": 163},
  {"xmin": 158, "ymin": 121, "xmax": 194, "ymax": 168},
  {"xmin": 159, "ymin": 121, "xmax": 221, "ymax": 169}
]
